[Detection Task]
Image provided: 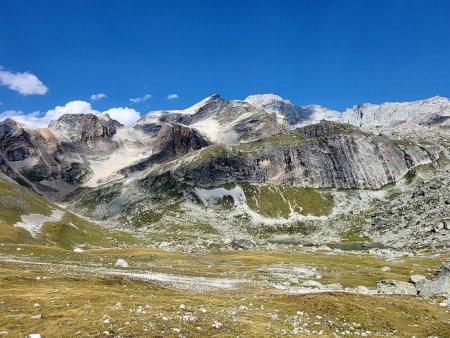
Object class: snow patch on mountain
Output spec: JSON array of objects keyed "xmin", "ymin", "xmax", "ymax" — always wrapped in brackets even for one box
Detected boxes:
[
  {"xmin": 190, "ymin": 117, "xmax": 241, "ymax": 144},
  {"xmin": 14, "ymin": 209, "xmax": 65, "ymax": 237},
  {"xmin": 194, "ymin": 186, "xmax": 329, "ymax": 226},
  {"xmin": 84, "ymin": 146, "xmax": 152, "ymax": 187},
  {"xmin": 244, "ymin": 94, "xmax": 341, "ymax": 127}
]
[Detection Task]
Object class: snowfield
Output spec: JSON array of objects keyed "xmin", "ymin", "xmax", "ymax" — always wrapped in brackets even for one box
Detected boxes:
[{"xmin": 14, "ymin": 209, "xmax": 65, "ymax": 237}]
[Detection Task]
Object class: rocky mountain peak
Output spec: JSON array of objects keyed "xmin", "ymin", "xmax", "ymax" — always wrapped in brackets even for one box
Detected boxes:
[
  {"xmin": 244, "ymin": 94, "xmax": 296, "ymax": 120},
  {"xmin": 153, "ymin": 123, "xmax": 211, "ymax": 160},
  {"xmin": 244, "ymin": 94, "xmax": 294, "ymax": 109},
  {"xmin": 343, "ymin": 96, "xmax": 450, "ymax": 127},
  {"xmin": 0, "ymin": 118, "xmax": 24, "ymax": 138},
  {"xmin": 49, "ymin": 113, "xmax": 123, "ymax": 142}
]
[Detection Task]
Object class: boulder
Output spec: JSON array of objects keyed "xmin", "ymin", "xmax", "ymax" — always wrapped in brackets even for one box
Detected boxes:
[
  {"xmin": 231, "ymin": 239, "xmax": 255, "ymax": 250},
  {"xmin": 410, "ymin": 275, "xmax": 427, "ymax": 288},
  {"xmin": 376, "ymin": 280, "xmax": 417, "ymax": 295},
  {"xmin": 115, "ymin": 259, "xmax": 129, "ymax": 268},
  {"xmin": 417, "ymin": 266, "xmax": 450, "ymax": 297},
  {"xmin": 302, "ymin": 280, "xmax": 323, "ymax": 288}
]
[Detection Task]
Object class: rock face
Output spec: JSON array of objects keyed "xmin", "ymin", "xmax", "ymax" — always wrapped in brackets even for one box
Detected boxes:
[
  {"xmin": 49, "ymin": 113, "xmax": 123, "ymax": 155},
  {"xmin": 0, "ymin": 119, "xmax": 31, "ymax": 162},
  {"xmin": 342, "ymin": 96, "xmax": 450, "ymax": 127},
  {"xmin": 152, "ymin": 123, "xmax": 212, "ymax": 159},
  {"xmin": 2, "ymin": 94, "xmax": 450, "ymax": 251},
  {"xmin": 134, "ymin": 94, "xmax": 285, "ymax": 144},
  {"xmin": 162, "ymin": 121, "xmax": 439, "ymax": 189},
  {"xmin": 0, "ymin": 118, "xmax": 92, "ymax": 198},
  {"xmin": 120, "ymin": 123, "xmax": 211, "ymax": 174},
  {"xmin": 134, "ymin": 94, "xmax": 338, "ymax": 144},
  {"xmin": 244, "ymin": 94, "xmax": 341, "ymax": 127}
]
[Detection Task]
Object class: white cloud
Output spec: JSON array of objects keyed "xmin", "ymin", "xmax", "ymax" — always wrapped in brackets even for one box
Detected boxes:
[
  {"xmin": 0, "ymin": 69, "xmax": 48, "ymax": 95},
  {"xmin": 103, "ymin": 107, "xmax": 141, "ymax": 127},
  {"xmin": 90, "ymin": 93, "xmax": 107, "ymax": 101},
  {"xmin": 0, "ymin": 100, "xmax": 141, "ymax": 128},
  {"xmin": 129, "ymin": 94, "xmax": 152, "ymax": 104},
  {"xmin": 0, "ymin": 110, "xmax": 44, "ymax": 127},
  {"xmin": 166, "ymin": 93, "xmax": 179, "ymax": 100}
]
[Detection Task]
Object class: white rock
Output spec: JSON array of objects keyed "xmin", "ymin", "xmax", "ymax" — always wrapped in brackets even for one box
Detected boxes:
[
  {"xmin": 73, "ymin": 248, "xmax": 84, "ymax": 253},
  {"xmin": 115, "ymin": 259, "xmax": 128, "ymax": 268},
  {"xmin": 355, "ymin": 286, "xmax": 369, "ymax": 294},
  {"xmin": 302, "ymin": 280, "xmax": 322, "ymax": 288},
  {"xmin": 27, "ymin": 335, "xmax": 41, "ymax": 338},
  {"xmin": 343, "ymin": 96, "xmax": 450, "ymax": 128},
  {"xmin": 211, "ymin": 320, "xmax": 223, "ymax": 329}
]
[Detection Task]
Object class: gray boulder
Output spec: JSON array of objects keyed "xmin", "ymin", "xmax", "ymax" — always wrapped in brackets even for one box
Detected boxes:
[
  {"xmin": 410, "ymin": 275, "xmax": 427, "ymax": 288},
  {"xmin": 376, "ymin": 280, "xmax": 417, "ymax": 295},
  {"xmin": 417, "ymin": 266, "xmax": 450, "ymax": 297},
  {"xmin": 231, "ymin": 239, "xmax": 255, "ymax": 250}
]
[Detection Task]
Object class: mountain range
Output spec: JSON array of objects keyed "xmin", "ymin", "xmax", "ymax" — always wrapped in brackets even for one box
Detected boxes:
[{"xmin": 1, "ymin": 94, "xmax": 450, "ymax": 251}]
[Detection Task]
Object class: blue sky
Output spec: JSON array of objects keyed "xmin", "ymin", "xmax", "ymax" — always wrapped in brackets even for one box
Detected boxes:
[{"xmin": 1, "ymin": 0, "xmax": 450, "ymax": 125}]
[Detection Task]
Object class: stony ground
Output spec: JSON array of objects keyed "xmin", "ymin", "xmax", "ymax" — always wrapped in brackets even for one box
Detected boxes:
[{"xmin": 0, "ymin": 244, "xmax": 449, "ymax": 337}]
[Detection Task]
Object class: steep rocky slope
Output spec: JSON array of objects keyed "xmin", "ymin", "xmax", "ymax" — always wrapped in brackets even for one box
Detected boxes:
[
  {"xmin": 119, "ymin": 123, "xmax": 211, "ymax": 174},
  {"xmin": 244, "ymin": 94, "xmax": 341, "ymax": 127},
  {"xmin": 133, "ymin": 94, "xmax": 285, "ymax": 144},
  {"xmin": 343, "ymin": 96, "xmax": 450, "ymax": 127},
  {"xmin": 1, "ymin": 94, "xmax": 450, "ymax": 251},
  {"xmin": 64, "ymin": 122, "xmax": 441, "ymax": 234},
  {"xmin": 0, "ymin": 173, "xmax": 136, "ymax": 249},
  {"xmin": 133, "ymin": 94, "xmax": 340, "ymax": 144},
  {"xmin": 0, "ymin": 118, "xmax": 88, "ymax": 197},
  {"xmin": 151, "ymin": 121, "xmax": 440, "ymax": 189},
  {"xmin": 48, "ymin": 113, "xmax": 123, "ymax": 155}
]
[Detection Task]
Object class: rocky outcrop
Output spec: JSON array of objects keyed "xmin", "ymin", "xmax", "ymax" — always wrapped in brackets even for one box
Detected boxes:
[
  {"xmin": 366, "ymin": 171, "xmax": 450, "ymax": 249},
  {"xmin": 411, "ymin": 269, "xmax": 450, "ymax": 297},
  {"xmin": 134, "ymin": 94, "xmax": 336, "ymax": 144},
  {"xmin": 376, "ymin": 265, "xmax": 450, "ymax": 297},
  {"xmin": 120, "ymin": 124, "xmax": 211, "ymax": 175},
  {"xmin": 49, "ymin": 113, "xmax": 123, "ymax": 156},
  {"xmin": 0, "ymin": 118, "xmax": 90, "ymax": 194},
  {"xmin": 342, "ymin": 96, "xmax": 450, "ymax": 127},
  {"xmin": 244, "ymin": 94, "xmax": 341, "ymax": 127},
  {"xmin": 161, "ymin": 121, "xmax": 439, "ymax": 189},
  {"xmin": 0, "ymin": 119, "xmax": 31, "ymax": 162},
  {"xmin": 376, "ymin": 280, "xmax": 417, "ymax": 295},
  {"xmin": 153, "ymin": 123, "xmax": 211, "ymax": 159}
]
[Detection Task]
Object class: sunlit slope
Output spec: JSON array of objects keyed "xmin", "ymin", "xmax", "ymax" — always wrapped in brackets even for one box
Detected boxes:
[{"xmin": 0, "ymin": 175, "xmax": 137, "ymax": 249}]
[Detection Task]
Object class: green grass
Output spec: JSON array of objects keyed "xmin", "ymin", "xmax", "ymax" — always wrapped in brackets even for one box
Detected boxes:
[
  {"xmin": 130, "ymin": 209, "xmax": 163, "ymax": 227},
  {"xmin": 187, "ymin": 144, "xmax": 231, "ymax": 165},
  {"xmin": 241, "ymin": 183, "xmax": 334, "ymax": 218},
  {"xmin": 235, "ymin": 133, "xmax": 307, "ymax": 152},
  {"xmin": 392, "ymin": 138, "xmax": 413, "ymax": 146},
  {"xmin": 0, "ymin": 177, "xmax": 139, "ymax": 249}
]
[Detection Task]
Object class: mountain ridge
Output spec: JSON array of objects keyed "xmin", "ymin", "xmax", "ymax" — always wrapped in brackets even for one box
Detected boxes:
[{"xmin": 1, "ymin": 94, "xmax": 450, "ymax": 250}]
